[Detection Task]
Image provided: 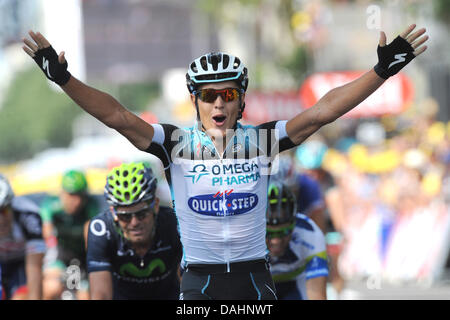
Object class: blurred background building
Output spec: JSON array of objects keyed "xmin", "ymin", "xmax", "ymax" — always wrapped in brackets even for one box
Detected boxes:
[{"xmin": 0, "ymin": 0, "xmax": 449, "ymax": 296}]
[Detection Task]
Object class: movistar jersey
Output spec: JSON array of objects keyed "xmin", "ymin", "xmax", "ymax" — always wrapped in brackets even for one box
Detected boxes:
[
  {"xmin": 270, "ymin": 213, "xmax": 328, "ymax": 300},
  {"xmin": 146, "ymin": 121, "xmax": 295, "ymax": 265},
  {"xmin": 86, "ymin": 207, "xmax": 182, "ymax": 300}
]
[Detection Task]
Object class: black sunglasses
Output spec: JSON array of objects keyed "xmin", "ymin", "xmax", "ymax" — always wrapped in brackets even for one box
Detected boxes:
[
  {"xmin": 195, "ymin": 88, "xmax": 242, "ymax": 103},
  {"xmin": 114, "ymin": 203, "xmax": 154, "ymax": 223}
]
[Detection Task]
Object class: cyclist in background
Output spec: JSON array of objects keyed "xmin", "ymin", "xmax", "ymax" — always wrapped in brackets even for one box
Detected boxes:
[
  {"xmin": 278, "ymin": 151, "xmax": 328, "ymax": 233},
  {"xmin": 266, "ymin": 181, "xmax": 328, "ymax": 300},
  {"xmin": 0, "ymin": 174, "xmax": 46, "ymax": 300},
  {"xmin": 295, "ymin": 140, "xmax": 346, "ymax": 298},
  {"xmin": 86, "ymin": 162, "xmax": 182, "ymax": 300},
  {"xmin": 40, "ymin": 169, "xmax": 100, "ymax": 299}
]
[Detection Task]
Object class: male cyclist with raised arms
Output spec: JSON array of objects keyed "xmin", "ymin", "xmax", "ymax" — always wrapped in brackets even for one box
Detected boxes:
[
  {"xmin": 86, "ymin": 162, "xmax": 182, "ymax": 300},
  {"xmin": 40, "ymin": 170, "xmax": 100, "ymax": 299},
  {"xmin": 23, "ymin": 24, "xmax": 428, "ymax": 299},
  {"xmin": 0, "ymin": 174, "xmax": 46, "ymax": 300},
  {"xmin": 266, "ymin": 181, "xmax": 328, "ymax": 300}
]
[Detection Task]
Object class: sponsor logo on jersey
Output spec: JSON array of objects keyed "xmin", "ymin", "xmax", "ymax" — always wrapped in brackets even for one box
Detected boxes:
[
  {"xmin": 184, "ymin": 164, "xmax": 210, "ymax": 184},
  {"xmin": 119, "ymin": 258, "xmax": 166, "ymax": 278},
  {"xmin": 185, "ymin": 161, "xmax": 261, "ymax": 186},
  {"xmin": 188, "ymin": 190, "xmax": 258, "ymax": 216}
]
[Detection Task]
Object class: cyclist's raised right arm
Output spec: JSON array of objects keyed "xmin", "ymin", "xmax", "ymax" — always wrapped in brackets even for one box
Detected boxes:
[
  {"xmin": 22, "ymin": 31, "xmax": 154, "ymax": 151},
  {"xmin": 62, "ymin": 76, "xmax": 154, "ymax": 150}
]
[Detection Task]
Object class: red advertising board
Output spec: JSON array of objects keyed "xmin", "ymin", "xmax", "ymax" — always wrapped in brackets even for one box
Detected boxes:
[
  {"xmin": 242, "ymin": 71, "xmax": 414, "ymax": 125},
  {"xmin": 299, "ymin": 71, "xmax": 414, "ymax": 118}
]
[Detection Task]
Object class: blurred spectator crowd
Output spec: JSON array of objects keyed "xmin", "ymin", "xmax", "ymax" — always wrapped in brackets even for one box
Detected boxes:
[{"xmin": 285, "ymin": 104, "xmax": 450, "ymax": 284}]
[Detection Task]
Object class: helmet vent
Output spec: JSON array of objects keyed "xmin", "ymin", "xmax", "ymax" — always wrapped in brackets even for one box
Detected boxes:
[
  {"xmin": 105, "ymin": 162, "xmax": 157, "ymax": 206},
  {"xmin": 190, "ymin": 62, "xmax": 198, "ymax": 73},
  {"xmin": 233, "ymin": 58, "xmax": 241, "ymax": 69},
  {"xmin": 200, "ymin": 56, "xmax": 208, "ymax": 71},
  {"xmin": 222, "ymin": 54, "xmax": 230, "ymax": 69},
  {"xmin": 209, "ymin": 53, "xmax": 221, "ymax": 71}
]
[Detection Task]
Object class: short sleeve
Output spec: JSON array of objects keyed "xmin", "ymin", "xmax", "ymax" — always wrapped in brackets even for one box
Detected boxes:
[
  {"xmin": 145, "ymin": 124, "xmax": 181, "ymax": 168},
  {"xmin": 256, "ymin": 120, "xmax": 296, "ymax": 157},
  {"xmin": 86, "ymin": 214, "xmax": 113, "ymax": 273}
]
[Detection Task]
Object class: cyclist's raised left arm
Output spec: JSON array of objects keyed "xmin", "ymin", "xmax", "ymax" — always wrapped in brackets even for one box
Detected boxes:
[{"xmin": 286, "ymin": 24, "xmax": 428, "ymax": 146}]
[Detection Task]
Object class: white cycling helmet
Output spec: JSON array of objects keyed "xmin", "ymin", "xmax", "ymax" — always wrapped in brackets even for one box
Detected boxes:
[
  {"xmin": 186, "ymin": 52, "xmax": 248, "ymax": 94},
  {"xmin": 0, "ymin": 174, "xmax": 14, "ymax": 209}
]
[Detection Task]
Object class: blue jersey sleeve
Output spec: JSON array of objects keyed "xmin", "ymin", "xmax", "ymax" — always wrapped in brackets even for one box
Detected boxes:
[
  {"xmin": 296, "ymin": 174, "xmax": 324, "ymax": 214},
  {"xmin": 305, "ymin": 253, "xmax": 329, "ymax": 280},
  {"xmin": 86, "ymin": 213, "xmax": 114, "ymax": 273}
]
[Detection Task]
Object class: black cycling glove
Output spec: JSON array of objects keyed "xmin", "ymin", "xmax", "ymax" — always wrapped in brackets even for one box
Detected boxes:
[
  {"xmin": 374, "ymin": 36, "xmax": 415, "ymax": 79},
  {"xmin": 32, "ymin": 46, "xmax": 71, "ymax": 85}
]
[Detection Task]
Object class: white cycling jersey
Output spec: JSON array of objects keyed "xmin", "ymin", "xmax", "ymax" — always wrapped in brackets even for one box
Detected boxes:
[{"xmin": 146, "ymin": 121, "xmax": 295, "ymax": 266}]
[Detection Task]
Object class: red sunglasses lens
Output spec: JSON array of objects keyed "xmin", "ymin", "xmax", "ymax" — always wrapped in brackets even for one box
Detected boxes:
[{"xmin": 199, "ymin": 88, "xmax": 239, "ymax": 103}]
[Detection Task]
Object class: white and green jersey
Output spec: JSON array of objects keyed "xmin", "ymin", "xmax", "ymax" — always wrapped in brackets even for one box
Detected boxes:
[
  {"xmin": 146, "ymin": 121, "xmax": 295, "ymax": 266},
  {"xmin": 270, "ymin": 213, "xmax": 329, "ymax": 300}
]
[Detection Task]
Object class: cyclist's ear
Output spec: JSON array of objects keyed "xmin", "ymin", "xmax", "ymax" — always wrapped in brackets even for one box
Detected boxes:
[
  {"xmin": 190, "ymin": 93, "xmax": 196, "ymax": 105},
  {"xmin": 153, "ymin": 198, "xmax": 160, "ymax": 215},
  {"xmin": 109, "ymin": 206, "xmax": 118, "ymax": 222}
]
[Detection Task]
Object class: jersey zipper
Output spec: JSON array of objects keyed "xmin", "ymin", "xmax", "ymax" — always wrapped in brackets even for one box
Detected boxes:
[{"xmin": 198, "ymin": 125, "xmax": 235, "ymax": 269}]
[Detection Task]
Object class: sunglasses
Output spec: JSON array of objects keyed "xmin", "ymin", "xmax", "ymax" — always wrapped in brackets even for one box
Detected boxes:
[
  {"xmin": 266, "ymin": 223, "xmax": 295, "ymax": 239},
  {"xmin": 195, "ymin": 88, "xmax": 242, "ymax": 103},
  {"xmin": 114, "ymin": 203, "xmax": 154, "ymax": 223}
]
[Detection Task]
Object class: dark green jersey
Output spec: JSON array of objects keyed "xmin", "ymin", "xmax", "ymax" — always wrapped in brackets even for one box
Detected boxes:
[{"xmin": 40, "ymin": 195, "xmax": 100, "ymax": 265}]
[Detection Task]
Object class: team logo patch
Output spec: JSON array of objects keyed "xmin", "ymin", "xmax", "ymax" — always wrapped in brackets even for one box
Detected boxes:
[{"xmin": 188, "ymin": 190, "xmax": 258, "ymax": 216}]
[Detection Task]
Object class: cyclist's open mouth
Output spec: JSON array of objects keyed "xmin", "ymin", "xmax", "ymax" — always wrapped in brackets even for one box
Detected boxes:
[{"xmin": 212, "ymin": 115, "xmax": 227, "ymax": 126}]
